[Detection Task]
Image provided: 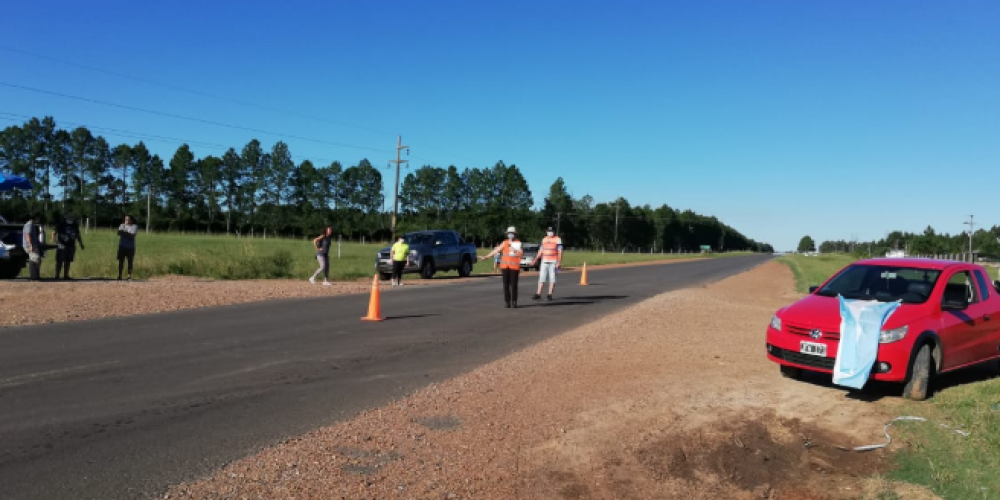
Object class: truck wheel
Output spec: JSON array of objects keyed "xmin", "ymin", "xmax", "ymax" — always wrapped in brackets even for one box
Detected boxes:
[
  {"xmin": 903, "ymin": 344, "xmax": 933, "ymax": 401},
  {"xmin": 780, "ymin": 365, "xmax": 802, "ymax": 380},
  {"xmin": 420, "ymin": 259, "xmax": 436, "ymax": 279},
  {"xmin": 378, "ymin": 272, "xmax": 392, "ymax": 282},
  {"xmin": 458, "ymin": 257, "xmax": 472, "ymax": 277}
]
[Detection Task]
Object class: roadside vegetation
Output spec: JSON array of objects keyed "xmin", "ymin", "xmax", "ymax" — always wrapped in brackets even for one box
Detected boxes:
[
  {"xmin": 42, "ymin": 230, "xmax": 747, "ymax": 280},
  {"xmin": 778, "ymin": 253, "xmax": 855, "ymax": 293},
  {"xmin": 2, "ymin": 116, "xmax": 773, "ymax": 256},
  {"xmin": 890, "ymin": 378, "xmax": 1000, "ymax": 499},
  {"xmin": 781, "ymin": 252, "xmax": 1000, "ymax": 499}
]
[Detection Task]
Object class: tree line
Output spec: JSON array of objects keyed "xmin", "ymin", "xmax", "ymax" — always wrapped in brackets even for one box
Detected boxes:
[
  {"xmin": 1, "ymin": 115, "xmax": 772, "ymax": 251},
  {"xmin": 799, "ymin": 226, "xmax": 1000, "ymax": 259}
]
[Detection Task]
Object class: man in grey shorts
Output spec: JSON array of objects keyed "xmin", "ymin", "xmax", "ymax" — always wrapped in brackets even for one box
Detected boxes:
[{"xmin": 531, "ymin": 226, "xmax": 563, "ymax": 301}]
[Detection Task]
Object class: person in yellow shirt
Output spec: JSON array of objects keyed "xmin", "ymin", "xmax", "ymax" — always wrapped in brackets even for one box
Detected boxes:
[{"xmin": 389, "ymin": 235, "xmax": 411, "ymax": 286}]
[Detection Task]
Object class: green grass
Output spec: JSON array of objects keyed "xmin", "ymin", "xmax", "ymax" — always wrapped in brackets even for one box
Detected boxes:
[
  {"xmin": 889, "ymin": 377, "xmax": 1000, "ymax": 499},
  {"xmin": 777, "ymin": 253, "xmax": 856, "ymax": 293},
  {"xmin": 37, "ymin": 230, "xmax": 746, "ymax": 280}
]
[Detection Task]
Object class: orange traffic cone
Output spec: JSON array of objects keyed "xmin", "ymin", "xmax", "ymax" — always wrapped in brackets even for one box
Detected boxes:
[
  {"xmin": 361, "ymin": 274, "xmax": 385, "ymax": 322},
  {"xmin": 579, "ymin": 262, "xmax": 589, "ymax": 286}
]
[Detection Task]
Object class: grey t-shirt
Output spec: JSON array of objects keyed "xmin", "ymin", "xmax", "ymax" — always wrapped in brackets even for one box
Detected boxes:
[
  {"xmin": 317, "ymin": 236, "xmax": 331, "ymax": 256},
  {"xmin": 118, "ymin": 224, "xmax": 138, "ymax": 249},
  {"xmin": 22, "ymin": 221, "xmax": 40, "ymax": 251}
]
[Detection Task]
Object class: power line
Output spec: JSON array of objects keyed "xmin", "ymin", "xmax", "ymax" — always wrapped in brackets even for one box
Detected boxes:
[
  {"xmin": 0, "ymin": 81, "xmax": 394, "ymax": 155},
  {"xmin": 1, "ymin": 47, "xmax": 518, "ymax": 175},
  {"xmin": 0, "ymin": 45, "xmax": 394, "ymax": 136}
]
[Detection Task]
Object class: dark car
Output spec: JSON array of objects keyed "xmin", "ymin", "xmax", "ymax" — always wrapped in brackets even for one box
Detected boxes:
[
  {"xmin": 375, "ymin": 230, "xmax": 478, "ymax": 280},
  {"xmin": 0, "ymin": 221, "xmax": 49, "ymax": 279}
]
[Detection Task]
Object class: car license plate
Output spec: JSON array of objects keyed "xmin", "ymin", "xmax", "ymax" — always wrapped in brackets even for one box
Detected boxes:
[{"xmin": 800, "ymin": 341, "xmax": 827, "ymax": 357}]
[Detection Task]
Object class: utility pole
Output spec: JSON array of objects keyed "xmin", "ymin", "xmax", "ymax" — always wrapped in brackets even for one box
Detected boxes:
[
  {"xmin": 614, "ymin": 198, "xmax": 619, "ymax": 247},
  {"xmin": 964, "ymin": 215, "xmax": 975, "ymax": 262},
  {"xmin": 388, "ymin": 135, "xmax": 409, "ymax": 240}
]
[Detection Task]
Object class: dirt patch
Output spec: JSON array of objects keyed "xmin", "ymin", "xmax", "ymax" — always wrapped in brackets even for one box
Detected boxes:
[
  {"xmin": 633, "ymin": 412, "xmax": 884, "ymax": 498},
  {"xmin": 164, "ymin": 261, "xmax": 908, "ymax": 499}
]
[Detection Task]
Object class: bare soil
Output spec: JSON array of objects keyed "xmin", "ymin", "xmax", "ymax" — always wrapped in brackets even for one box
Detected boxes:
[{"xmin": 160, "ymin": 262, "xmax": 936, "ymax": 499}]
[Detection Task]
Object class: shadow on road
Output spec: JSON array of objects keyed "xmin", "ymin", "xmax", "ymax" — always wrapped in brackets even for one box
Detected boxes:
[
  {"xmin": 519, "ymin": 301, "xmax": 594, "ymax": 309},
  {"xmin": 384, "ymin": 314, "xmax": 442, "ymax": 321},
  {"xmin": 426, "ymin": 274, "xmax": 496, "ymax": 281},
  {"xmin": 560, "ymin": 295, "xmax": 629, "ymax": 301}
]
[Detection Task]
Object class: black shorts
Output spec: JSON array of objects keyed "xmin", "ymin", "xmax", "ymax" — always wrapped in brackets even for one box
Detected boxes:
[
  {"xmin": 392, "ymin": 260, "xmax": 406, "ymax": 274},
  {"xmin": 117, "ymin": 247, "xmax": 135, "ymax": 260},
  {"xmin": 56, "ymin": 246, "xmax": 77, "ymax": 262}
]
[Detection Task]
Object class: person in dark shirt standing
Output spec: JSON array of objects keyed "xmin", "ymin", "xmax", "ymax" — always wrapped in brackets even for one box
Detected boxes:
[
  {"xmin": 117, "ymin": 215, "xmax": 138, "ymax": 281},
  {"xmin": 309, "ymin": 226, "xmax": 333, "ymax": 285},
  {"xmin": 52, "ymin": 212, "xmax": 85, "ymax": 280}
]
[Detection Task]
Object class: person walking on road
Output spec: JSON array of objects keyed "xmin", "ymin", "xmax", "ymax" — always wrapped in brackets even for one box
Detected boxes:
[
  {"xmin": 389, "ymin": 235, "xmax": 411, "ymax": 286},
  {"xmin": 310, "ymin": 226, "xmax": 333, "ymax": 285},
  {"xmin": 531, "ymin": 226, "xmax": 563, "ymax": 301},
  {"xmin": 117, "ymin": 215, "xmax": 138, "ymax": 281},
  {"xmin": 479, "ymin": 226, "xmax": 524, "ymax": 308},
  {"xmin": 52, "ymin": 212, "xmax": 84, "ymax": 280},
  {"xmin": 22, "ymin": 212, "xmax": 43, "ymax": 281}
]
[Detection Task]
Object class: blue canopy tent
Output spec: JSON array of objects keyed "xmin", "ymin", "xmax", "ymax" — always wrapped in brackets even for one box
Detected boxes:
[{"xmin": 0, "ymin": 172, "xmax": 33, "ymax": 191}]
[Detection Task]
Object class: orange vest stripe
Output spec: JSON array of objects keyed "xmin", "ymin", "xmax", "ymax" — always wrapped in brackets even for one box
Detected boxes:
[
  {"xmin": 541, "ymin": 236, "xmax": 561, "ymax": 260},
  {"xmin": 500, "ymin": 240, "xmax": 522, "ymax": 270}
]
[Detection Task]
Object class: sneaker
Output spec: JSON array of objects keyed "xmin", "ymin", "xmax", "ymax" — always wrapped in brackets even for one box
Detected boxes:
[
  {"xmin": 322, "ymin": 281, "xmax": 332, "ymax": 286},
  {"xmin": 309, "ymin": 277, "xmax": 316, "ymax": 285},
  {"xmin": 532, "ymin": 294, "xmax": 541, "ymax": 301}
]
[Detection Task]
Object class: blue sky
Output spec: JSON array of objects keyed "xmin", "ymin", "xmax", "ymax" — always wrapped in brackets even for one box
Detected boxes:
[{"xmin": 2, "ymin": 0, "xmax": 998, "ymax": 250}]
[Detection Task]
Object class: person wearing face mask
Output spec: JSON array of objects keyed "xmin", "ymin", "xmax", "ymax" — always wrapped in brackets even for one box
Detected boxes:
[
  {"xmin": 531, "ymin": 226, "xmax": 563, "ymax": 301},
  {"xmin": 479, "ymin": 226, "xmax": 524, "ymax": 308}
]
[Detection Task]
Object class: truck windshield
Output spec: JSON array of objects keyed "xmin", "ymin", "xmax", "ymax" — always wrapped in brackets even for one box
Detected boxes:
[
  {"xmin": 404, "ymin": 233, "xmax": 432, "ymax": 246},
  {"xmin": 816, "ymin": 264, "xmax": 942, "ymax": 304}
]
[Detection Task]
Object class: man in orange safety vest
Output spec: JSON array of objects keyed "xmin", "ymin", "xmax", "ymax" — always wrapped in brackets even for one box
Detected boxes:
[{"xmin": 479, "ymin": 226, "xmax": 524, "ymax": 308}]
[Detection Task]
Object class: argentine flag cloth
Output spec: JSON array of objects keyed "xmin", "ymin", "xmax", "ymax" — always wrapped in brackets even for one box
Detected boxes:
[{"xmin": 833, "ymin": 297, "xmax": 900, "ymax": 389}]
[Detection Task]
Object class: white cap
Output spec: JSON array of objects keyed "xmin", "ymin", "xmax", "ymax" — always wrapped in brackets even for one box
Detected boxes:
[{"xmin": 505, "ymin": 226, "xmax": 517, "ymax": 234}]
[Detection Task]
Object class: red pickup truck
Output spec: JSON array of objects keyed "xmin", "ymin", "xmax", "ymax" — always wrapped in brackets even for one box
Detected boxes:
[{"xmin": 766, "ymin": 258, "xmax": 1000, "ymax": 400}]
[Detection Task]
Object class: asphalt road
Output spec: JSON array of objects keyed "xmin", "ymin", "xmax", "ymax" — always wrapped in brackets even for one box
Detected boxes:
[{"xmin": 0, "ymin": 254, "xmax": 771, "ymax": 499}]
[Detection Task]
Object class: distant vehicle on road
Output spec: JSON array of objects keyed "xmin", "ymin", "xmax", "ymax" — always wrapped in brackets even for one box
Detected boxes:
[
  {"xmin": 766, "ymin": 258, "xmax": 1000, "ymax": 400},
  {"xmin": 375, "ymin": 230, "xmax": 478, "ymax": 280},
  {"xmin": 520, "ymin": 242, "xmax": 541, "ymax": 271}
]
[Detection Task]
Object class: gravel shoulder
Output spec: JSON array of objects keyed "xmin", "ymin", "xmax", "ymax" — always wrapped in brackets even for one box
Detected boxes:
[{"xmin": 165, "ymin": 261, "xmax": 936, "ymax": 500}]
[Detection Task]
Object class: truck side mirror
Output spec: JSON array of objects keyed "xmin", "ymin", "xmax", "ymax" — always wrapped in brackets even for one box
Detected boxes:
[{"xmin": 808, "ymin": 286, "xmax": 819, "ymax": 293}]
